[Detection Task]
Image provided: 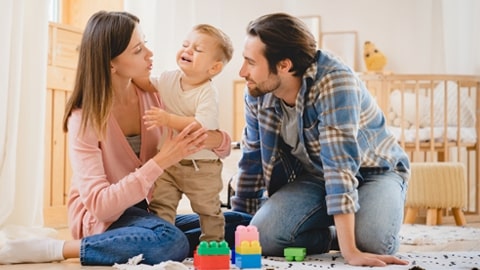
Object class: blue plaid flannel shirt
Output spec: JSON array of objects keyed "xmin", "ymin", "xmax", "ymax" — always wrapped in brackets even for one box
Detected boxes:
[{"xmin": 231, "ymin": 50, "xmax": 410, "ymax": 216}]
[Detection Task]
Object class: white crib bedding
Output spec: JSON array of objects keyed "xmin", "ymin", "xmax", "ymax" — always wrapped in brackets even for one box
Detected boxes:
[
  {"xmin": 388, "ymin": 126, "xmax": 477, "ymax": 144},
  {"xmin": 387, "ymin": 80, "xmax": 477, "ymax": 144}
]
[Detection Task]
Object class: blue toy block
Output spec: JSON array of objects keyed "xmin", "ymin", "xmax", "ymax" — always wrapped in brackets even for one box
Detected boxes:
[
  {"xmin": 231, "ymin": 247, "xmax": 236, "ymax": 264},
  {"xmin": 235, "ymin": 253, "xmax": 261, "ymax": 269}
]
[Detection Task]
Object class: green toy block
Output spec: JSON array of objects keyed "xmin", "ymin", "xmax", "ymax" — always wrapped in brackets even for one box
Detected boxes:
[
  {"xmin": 284, "ymin": 247, "xmax": 306, "ymax": 262},
  {"xmin": 197, "ymin": 240, "xmax": 230, "ymax": 256}
]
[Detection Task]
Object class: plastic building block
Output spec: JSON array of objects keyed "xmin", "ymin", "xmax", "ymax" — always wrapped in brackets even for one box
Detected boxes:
[
  {"xmin": 231, "ymin": 247, "xmax": 236, "ymax": 264},
  {"xmin": 193, "ymin": 250, "xmax": 230, "ymax": 270},
  {"xmin": 197, "ymin": 240, "xmax": 230, "ymax": 255},
  {"xmin": 235, "ymin": 225, "xmax": 259, "ymax": 246},
  {"xmin": 236, "ymin": 240, "xmax": 261, "ymax": 254},
  {"xmin": 234, "ymin": 253, "xmax": 261, "ymax": 269},
  {"xmin": 284, "ymin": 247, "xmax": 306, "ymax": 262},
  {"xmin": 193, "ymin": 241, "xmax": 231, "ymax": 269}
]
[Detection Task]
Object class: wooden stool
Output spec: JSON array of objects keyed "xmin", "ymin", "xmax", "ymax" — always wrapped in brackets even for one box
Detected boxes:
[{"xmin": 404, "ymin": 162, "xmax": 467, "ymax": 226}]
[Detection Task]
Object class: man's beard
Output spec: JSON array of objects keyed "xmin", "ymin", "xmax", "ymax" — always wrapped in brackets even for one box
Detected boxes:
[{"xmin": 248, "ymin": 75, "xmax": 281, "ymax": 97}]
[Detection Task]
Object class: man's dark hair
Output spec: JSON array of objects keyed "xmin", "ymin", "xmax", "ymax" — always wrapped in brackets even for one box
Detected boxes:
[{"xmin": 246, "ymin": 13, "xmax": 317, "ymax": 76}]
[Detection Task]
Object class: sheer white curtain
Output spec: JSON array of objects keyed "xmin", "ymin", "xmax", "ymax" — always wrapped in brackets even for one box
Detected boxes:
[
  {"xmin": 0, "ymin": 0, "xmax": 49, "ymax": 227},
  {"xmin": 124, "ymin": 0, "xmax": 196, "ymax": 74},
  {"xmin": 440, "ymin": 0, "xmax": 480, "ymax": 74}
]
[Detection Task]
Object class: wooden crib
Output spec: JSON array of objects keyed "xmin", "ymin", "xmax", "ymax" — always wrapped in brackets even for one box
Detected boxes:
[{"xmin": 359, "ymin": 73, "xmax": 480, "ymax": 222}]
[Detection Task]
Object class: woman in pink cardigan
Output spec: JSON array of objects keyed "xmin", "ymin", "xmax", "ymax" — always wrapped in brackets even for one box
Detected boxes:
[{"xmin": 0, "ymin": 11, "xmax": 251, "ymax": 266}]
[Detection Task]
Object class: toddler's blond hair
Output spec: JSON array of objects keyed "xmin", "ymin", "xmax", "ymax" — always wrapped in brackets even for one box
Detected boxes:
[{"xmin": 193, "ymin": 24, "xmax": 233, "ymax": 65}]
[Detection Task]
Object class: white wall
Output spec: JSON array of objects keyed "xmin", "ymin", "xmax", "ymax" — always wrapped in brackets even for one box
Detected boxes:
[{"xmin": 125, "ymin": 0, "xmax": 479, "ymax": 138}]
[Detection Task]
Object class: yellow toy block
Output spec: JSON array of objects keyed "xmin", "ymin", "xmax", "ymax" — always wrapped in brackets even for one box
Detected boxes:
[{"xmin": 235, "ymin": 240, "xmax": 261, "ymax": 254}]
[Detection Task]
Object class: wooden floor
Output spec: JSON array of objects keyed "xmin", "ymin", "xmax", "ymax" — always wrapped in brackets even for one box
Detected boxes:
[{"xmin": 2, "ymin": 149, "xmax": 478, "ymax": 269}]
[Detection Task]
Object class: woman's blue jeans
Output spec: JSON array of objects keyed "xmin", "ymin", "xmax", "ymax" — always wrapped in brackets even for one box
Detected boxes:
[
  {"xmin": 80, "ymin": 207, "xmax": 251, "ymax": 265},
  {"xmin": 249, "ymin": 170, "xmax": 407, "ymax": 256}
]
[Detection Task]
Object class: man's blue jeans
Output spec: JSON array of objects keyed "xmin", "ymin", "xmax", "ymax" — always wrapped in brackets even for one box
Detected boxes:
[
  {"xmin": 249, "ymin": 170, "xmax": 408, "ymax": 256},
  {"xmin": 79, "ymin": 207, "xmax": 252, "ymax": 265}
]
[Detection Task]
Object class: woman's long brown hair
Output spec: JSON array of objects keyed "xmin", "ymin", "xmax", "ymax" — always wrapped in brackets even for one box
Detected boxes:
[{"xmin": 62, "ymin": 11, "xmax": 139, "ymax": 139}]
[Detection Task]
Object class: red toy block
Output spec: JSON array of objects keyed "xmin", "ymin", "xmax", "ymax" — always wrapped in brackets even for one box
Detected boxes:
[{"xmin": 193, "ymin": 250, "xmax": 230, "ymax": 270}]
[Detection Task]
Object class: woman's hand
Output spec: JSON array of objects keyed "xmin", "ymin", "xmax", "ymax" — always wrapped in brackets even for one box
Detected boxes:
[{"xmin": 152, "ymin": 122, "xmax": 207, "ymax": 169}]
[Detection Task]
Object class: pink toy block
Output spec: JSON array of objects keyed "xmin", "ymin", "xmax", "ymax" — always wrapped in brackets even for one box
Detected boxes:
[{"xmin": 235, "ymin": 225, "xmax": 259, "ymax": 246}]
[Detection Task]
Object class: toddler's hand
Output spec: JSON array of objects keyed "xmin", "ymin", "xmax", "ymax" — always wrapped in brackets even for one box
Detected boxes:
[{"xmin": 143, "ymin": 106, "xmax": 171, "ymax": 129}]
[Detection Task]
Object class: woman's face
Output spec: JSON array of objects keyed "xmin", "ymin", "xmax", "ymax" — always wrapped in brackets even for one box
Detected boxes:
[{"xmin": 110, "ymin": 24, "xmax": 153, "ymax": 79}]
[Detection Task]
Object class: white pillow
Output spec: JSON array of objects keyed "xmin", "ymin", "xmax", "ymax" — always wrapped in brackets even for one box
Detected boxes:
[{"xmin": 421, "ymin": 81, "xmax": 476, "ymax": 127}]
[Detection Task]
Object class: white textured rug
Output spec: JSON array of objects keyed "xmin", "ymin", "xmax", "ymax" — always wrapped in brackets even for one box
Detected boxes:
[
  {"xmin": 399, "ymin": 224, "xmax": 480, "ymax": 245},
  {"xmin": 114, "ymin": 225, "xmax": 480, "ymax": 270},
  {"xmin": 115, "ymin": 252, "xmax": 480, "ymax": 270},
  {"xmin": 254, "ymin": 252, "xmax": 480, "ymax": 269},
  {"xmin": 2, "ymin": 224, "xmax": 480, "ymax": 269}
]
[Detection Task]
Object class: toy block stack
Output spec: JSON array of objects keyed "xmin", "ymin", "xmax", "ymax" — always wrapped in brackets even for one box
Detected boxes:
[
  {"xmin": 234, "ymin": 225, "xmax": 261, "ymax": 269},
  {"xmin": 193, "ymin": 240, "xmax": 230, "ymax": 270}
]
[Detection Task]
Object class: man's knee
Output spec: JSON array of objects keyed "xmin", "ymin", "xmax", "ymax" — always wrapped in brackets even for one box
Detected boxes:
[{"xmin": 356, "ymin": 233, "xmax": 399, "ymax": 255}]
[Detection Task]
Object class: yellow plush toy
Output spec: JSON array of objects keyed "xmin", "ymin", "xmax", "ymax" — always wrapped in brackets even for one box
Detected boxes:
[{"xmin": 363, "ymin": 41, "xmax": 387, "ymax": 72}]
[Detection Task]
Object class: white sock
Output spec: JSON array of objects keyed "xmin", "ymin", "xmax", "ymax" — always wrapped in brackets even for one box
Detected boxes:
[{"xmin": 0, "ymin": 238, "xmax": 65, "ymax": 264}]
